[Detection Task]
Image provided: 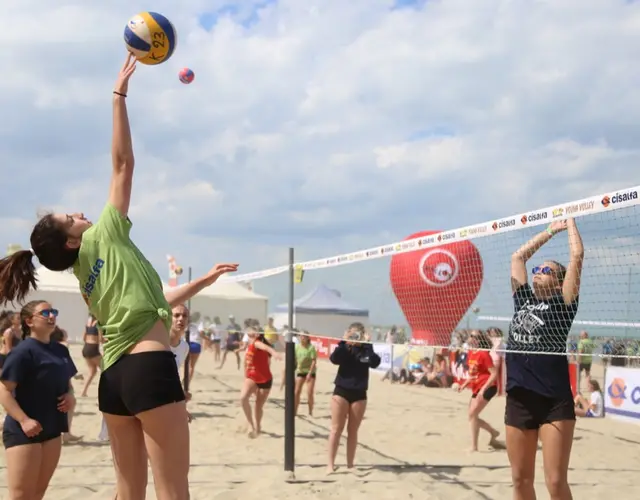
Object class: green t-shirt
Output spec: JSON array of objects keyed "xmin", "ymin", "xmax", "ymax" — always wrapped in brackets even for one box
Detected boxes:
[
  {"xmin": 73, "ymin": 203, "xmax": 172, "ymax": 370},
  {"xmin": 578, "ymin": 338, "xmax": 595, "ymax": 364},
  {"xmin": 295, "ymin": 344, "xmax": 317, "ymax": 374}
]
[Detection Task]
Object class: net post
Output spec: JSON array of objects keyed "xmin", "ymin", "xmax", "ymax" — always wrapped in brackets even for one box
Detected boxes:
[
  {"xmin": 390, "ymin": 343, "xmax": 394, "ymax": 374},
  {"xmin": 284, "ymin": 248, "xmax": 296, "ymax": 476},
  {"xmin": 183, "ymin": 266, "xmax": 192, "ymax": 395}
]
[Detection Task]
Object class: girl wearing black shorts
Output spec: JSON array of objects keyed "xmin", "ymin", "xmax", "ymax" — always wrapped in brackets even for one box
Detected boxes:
[
  {"xmin": 506, "ymin": 218, "xmax": 583, "ymax": 500},
  {"xmin": 459, "ymin": 330, "xmax": 501, "ymax": 452},
  {"xmin": 327, "ymin": 323, "xmax": 381, "ymax": 474},
  {"xmin": 0, "ymin": 54, "xmax": 238, "ymax": 500},
  {"xmin": 80, "ymin": 314, "xmax": 101, "ymax": 397},
  {"xmin": 0, "ymin": 301, "xmax": 77, "ymax": 499}
]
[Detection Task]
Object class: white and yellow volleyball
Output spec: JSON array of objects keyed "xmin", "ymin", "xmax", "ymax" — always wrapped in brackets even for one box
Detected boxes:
[{"xmin": 124, "ymin": 12, "xmax": 177, "ymax": 65}]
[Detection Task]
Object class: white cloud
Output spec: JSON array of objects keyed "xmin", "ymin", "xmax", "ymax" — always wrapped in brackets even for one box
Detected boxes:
[{"xmin": 1, "ymin": 0, "xmax": 640, "ymax": 321}]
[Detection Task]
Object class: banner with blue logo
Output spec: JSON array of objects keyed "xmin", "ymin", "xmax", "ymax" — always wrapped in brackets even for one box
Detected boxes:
[
  {"xmin": 372, "ymin": 343, "xmax": 394, "ymax": 372},
  {"xmin": 604, "ymin": 366, "xmax": 640, "ymax": 423}
]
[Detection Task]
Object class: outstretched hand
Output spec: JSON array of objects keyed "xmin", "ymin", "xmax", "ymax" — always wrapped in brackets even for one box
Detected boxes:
[
  {"xmin": 114, "ymin": 52, "xmax": 137, "ymax": 96},
  {"xmin": 207, "ymin": 263, "xmax": 239, "ymax": 283}
]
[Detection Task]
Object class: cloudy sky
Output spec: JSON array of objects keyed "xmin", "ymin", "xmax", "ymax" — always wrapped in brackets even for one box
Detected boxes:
[{"xmin": 1, "ymin": 0, "xmax": 640, "ymax": 331}]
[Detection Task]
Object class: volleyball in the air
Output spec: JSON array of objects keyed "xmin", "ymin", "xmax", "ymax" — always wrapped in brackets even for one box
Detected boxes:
[
  {"xmin": 175, "ymin": 266, "xmax": 183, "ymax": 276},
  {"xmin": 124, "ymin": 12, "xmax": 177, "ymax": 65},
  {"xmin": 178, "ymin": 68, "xmax": 195, "ymax": 84}
]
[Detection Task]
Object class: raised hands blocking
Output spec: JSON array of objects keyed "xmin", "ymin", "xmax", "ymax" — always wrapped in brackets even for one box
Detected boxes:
[{"xmin": 548, "ymin": 218, "xmax": 574, "ymax": 235}]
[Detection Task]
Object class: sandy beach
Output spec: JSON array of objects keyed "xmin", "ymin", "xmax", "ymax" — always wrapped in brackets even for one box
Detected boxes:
[{"xmin": 0, "ymin": 345, "xmax": 638, "ymax": 499}]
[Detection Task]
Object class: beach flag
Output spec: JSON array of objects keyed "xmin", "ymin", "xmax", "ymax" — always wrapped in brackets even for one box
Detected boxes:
[{"xmin": 167, "ymin": 255, "xmax": 183, "ymax": 287}]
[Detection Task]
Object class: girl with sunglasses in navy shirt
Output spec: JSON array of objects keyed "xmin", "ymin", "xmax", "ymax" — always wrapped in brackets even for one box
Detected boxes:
[
  {"xmin": 506, "ymin": 218, "xmax": 584, "ymax": 500},
  {"xmin": 0, "ymin": 300, "xmax": 77, "ymax": 499}
]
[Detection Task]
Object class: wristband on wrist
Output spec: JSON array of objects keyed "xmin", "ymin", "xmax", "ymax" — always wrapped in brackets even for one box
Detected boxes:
[
  {"xmin": 545, "ymin": 227, "xmax": 554, "ymax": 236},
  {"xmin": 113, "ymin": 91, "xmax": 127, "ymax": 98}
]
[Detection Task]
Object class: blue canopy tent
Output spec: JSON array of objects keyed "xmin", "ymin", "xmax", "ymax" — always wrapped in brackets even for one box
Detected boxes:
[{"xmin": 272, "ymin": 285, "xmax": 369, "ymax": 337}]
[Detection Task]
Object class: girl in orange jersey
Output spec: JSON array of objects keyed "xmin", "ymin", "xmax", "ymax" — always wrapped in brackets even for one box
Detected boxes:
[
  {"xmin": 238, "ymin": 327, "xmax": 281, "ymax": 438},
  {"xmin": 458, "ymin": 330, "xmax": 501, "ymax": 452}
]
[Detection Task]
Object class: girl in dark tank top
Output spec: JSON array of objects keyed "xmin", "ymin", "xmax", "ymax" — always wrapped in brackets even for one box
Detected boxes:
[
  {"xmin": 506, "ymin": 218, "xmax": 584, "ymax": 500},
  {"xmin": 80, "ymin": 315, "xmax": 102, "ymax": 398}
]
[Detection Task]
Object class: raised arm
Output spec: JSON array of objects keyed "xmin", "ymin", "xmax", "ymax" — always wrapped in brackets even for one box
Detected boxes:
[
  {"xmin": 511, "ymin": 230, "xmax": 552, "ymax": 291},
  {"xmin": 562, "ymin": 218, "xmax": 584, "ymax": 305},
  {"xmin": 329, "ymin": 341, "xmax": 350, "ymax": 365},
  {"xmin": 255, "ymin": 341, "xmax": 281, "ymax": 359},
  {"xmin": 511, "ymin": 220, "xmax": 567, "ymax": 292},
  {"xmin": 164, "ymin": 263, "xmax": 239, "ymax": 308},
  {"xmin": 109, "ymin": 53, "xmax": 138, "ymax": 217}
]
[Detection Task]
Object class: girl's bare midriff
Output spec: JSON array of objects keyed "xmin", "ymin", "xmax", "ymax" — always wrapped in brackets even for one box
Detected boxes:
[{"xmin": 129, "ymin": 320, "xmax": 171, "ymax": 354}]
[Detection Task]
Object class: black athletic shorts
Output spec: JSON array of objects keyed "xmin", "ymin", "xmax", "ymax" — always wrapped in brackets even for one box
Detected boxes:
[
  {"xmin": 472, "ymin": 385, "xmax": 498, "ymax": 401},
  {"xmin": 2, "ymin": 430, "xmax": 61, "ymax": 449},
  {"xmin": 99, "ymin": 351, "xmax": 185, "ymax": 416},
  {"xmin": 256, "ymin": 379, "xmax": 273, "ymax": 390},
  {"xmin": 505, "ymin": 387, "xmax": 575, "ymax": 430},
  {"xmin": 333, "ymin": 385, "xmax": 367, "ymax": 404},
  {"xmin": 579, "ymin": 363, "xmax": 591, "ymax": 375},
  {"xmin": 297, "ymin": 372, "xmax": 316, "ymax": 379},
  {"xmin": 82, "ymin": 343, "xmax": 101, "ymax": 359}
]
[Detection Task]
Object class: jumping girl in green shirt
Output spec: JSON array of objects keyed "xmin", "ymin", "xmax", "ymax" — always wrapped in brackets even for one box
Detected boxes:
[{"xmin": 0, "ymin": 54, "xmax": 238, "ymax": 500}]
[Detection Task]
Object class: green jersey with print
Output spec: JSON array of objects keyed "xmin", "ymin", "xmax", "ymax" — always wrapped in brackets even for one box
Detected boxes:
[
  {"xmin": 295, "ymin": 343, "xmax": 317, "ymax": 374},
  {"xmin": 578, "ymin": 338, "xmax": 595, "ymax": 365},
  {"xmin": 73, "ymin": 203, "xmax": 172, "ymax": 370}
]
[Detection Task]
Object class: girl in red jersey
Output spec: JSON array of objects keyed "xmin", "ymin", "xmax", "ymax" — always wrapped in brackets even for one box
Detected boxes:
[
  {"xmin": 459, "ymin": 330, "xmax": 501, "ymax": 452},
  {"xmin": 239, "ymin": 327, "xmax": 281, "ymax": 438}
]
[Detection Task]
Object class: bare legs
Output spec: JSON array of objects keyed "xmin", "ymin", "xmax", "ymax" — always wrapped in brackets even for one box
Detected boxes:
[
  {"xmin": 188, "ymin": 352, "xmax": 199, "ymax": 385},
  {"xmin": 327, "ymin": 395, "xmax": 366, "ymax": 474},
  {"xmin": 468, "ymin": 394, "xmax": 499, "ymax": 451},
  {"xmin": 239, "ymin": 379, "xmax": 271, "ymax": 438},
  {"xmin": 81, "ymin": 355, "xmax": 101, "ymax": 397},
  {"xmin": 506, "ymin": 420, "xmax": 574, "ymax": 500},
  {"xmin": 104, "ymin": 401, "xmax": 190, "ymax": 500},
  {"xmin": 63, "ymin": 396, "xmax": 82, "ymax": 443},
  {"xmin": 5, "ymin": 438, "xmax": 61, "ymax": 499},
  {"xmin": 218, "ymin": 350, "xmax": 241, "ymax": 370}
]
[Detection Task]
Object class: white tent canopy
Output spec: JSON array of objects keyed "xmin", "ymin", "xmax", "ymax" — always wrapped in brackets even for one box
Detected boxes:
[
  {"xmin": 163, "ymin": 281, "xmax": 268, "ymax": 325},
  {"xmin": 271, "ymin": 285, "xmax": 369, "ymax": 338},
  {"xmin": 25, "ymin": 268, "xmax": 88, "ymax": 342},
  {"xmin": 20, "ymin": 268, "xmax": 269, "ymax": 342}
]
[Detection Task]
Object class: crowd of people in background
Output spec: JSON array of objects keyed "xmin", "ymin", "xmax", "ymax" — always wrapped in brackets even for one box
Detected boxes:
[{"xmin": 0, "ymin": 298, "xmax": 617, "ymax": 494}]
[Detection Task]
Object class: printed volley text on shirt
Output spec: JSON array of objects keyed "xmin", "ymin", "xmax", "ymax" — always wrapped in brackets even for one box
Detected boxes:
[
  {"xmin": 74, "ymin": 204, "xmax": 172, "ymax": 370},
  {"xmin": 506, "ymin": 283, "xmax": 579, "ymax": 399}
]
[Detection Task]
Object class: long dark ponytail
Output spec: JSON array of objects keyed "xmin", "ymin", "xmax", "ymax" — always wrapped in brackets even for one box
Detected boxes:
[
  {"xmin": 0, "ymin": 213, "xmax": 81, "ymax": 306},
  {"xmin": 0, "ymin": 251, "xmax": 37, "ymax": 306}
]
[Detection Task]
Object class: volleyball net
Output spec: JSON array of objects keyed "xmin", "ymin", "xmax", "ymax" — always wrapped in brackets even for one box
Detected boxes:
[
  {"xmin": 220, "ymin": 184, "xmax": 640, "ymax": 361},
  {"xmin": 210, "ymin": 183, "xmax": 640, "ymax": 474}
]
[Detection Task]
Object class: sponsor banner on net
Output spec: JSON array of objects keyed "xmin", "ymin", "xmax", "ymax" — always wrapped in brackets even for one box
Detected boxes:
[
  {"xmin": 222, "ymin": 184, "xmax": 640, "ymax": 282},
  {"xmin": 604, "ymin": 366, "xmax": 640, "ymax": 423},
  {"xmin": 372, "ymin": 343, "xmax": 393, "ymax": 372}
]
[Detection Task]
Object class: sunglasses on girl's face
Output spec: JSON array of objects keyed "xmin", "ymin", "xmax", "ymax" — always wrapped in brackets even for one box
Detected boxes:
[
  {"xmin": 532, "ymin": 266, "xmax": 555, "ymax": 276},
  {"xmin": 37, "ymin": 309, "xmax": 59, "ymax": 318}
]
